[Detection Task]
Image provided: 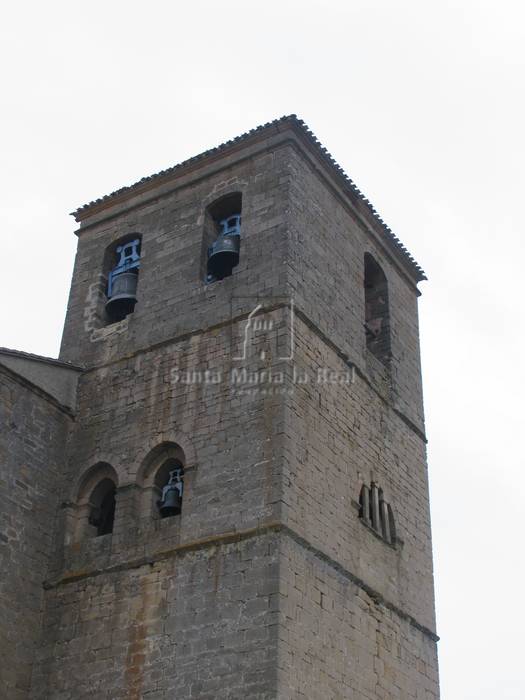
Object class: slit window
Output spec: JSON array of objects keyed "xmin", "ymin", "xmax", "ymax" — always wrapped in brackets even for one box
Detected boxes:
[{"xmin": 359, "ymin": 482, "xmax": 396, "ymax": 545}]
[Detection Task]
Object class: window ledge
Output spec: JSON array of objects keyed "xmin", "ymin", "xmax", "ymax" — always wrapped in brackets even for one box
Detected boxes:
[{"xmin": 358, "ymin": 516, "xmax": 401, "ymax": 550}]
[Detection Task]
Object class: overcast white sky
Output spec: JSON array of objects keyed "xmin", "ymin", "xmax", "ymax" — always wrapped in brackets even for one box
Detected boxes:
[{"xmin": 1, "ymin": 1, "xmax": 523, "ymax": 697}]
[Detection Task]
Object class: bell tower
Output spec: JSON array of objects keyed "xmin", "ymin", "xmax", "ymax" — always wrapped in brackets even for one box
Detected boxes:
[{"xmin": 30, "ymin": 116, "xmax": 440, "ymax": 699}]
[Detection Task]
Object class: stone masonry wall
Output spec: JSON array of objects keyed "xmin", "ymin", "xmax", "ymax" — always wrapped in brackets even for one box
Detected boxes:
[
  {"xmin": 277, "ymin": 534, "xmax": 439, "ymax": 700},
  {"xmin": 275, "ymin": 144, "xmax": 438, "ymax": 697},
  {"xmin": 52, "ymin": 309, "xmax": 287, "ymax": 571},
  {"xmin": 59, "ymin": 144, "xmax": 292, "ymax": 371},
  {"xmin": 0, "ymin": 366, "xmax": 72, "ymax": 699},
  {"xmin": 32, "ymin": 532, "xmax": 280, "ymax": 700},
  {"xmin": 285, "ymin": 146, "xmax": 425, "ymax": 432},
  {"xmin": 34, "ymin": 309, "xmax": 288, "ymax": 698},
  {"xmin": 282, "ymin": 316, "xmax": 436, "ymax": 632}
]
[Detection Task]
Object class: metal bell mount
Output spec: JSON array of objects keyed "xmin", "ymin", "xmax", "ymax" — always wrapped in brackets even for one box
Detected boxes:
[
  {"xmin": 106, "ymin": 238, "xmax": 141, "ymax": 319},
  {"xmin": 158, "ymin": 468, "xmax": 184, "ymax": 518}
]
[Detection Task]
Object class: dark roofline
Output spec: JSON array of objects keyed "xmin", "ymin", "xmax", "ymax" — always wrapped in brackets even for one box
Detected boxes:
[
  {"xmin": 0, "ymin": 347, "xmax": 84, "ymax": 371},
  {"xmin": 71, "ymin": 115, "xmax": 426, "ymax": 282}
]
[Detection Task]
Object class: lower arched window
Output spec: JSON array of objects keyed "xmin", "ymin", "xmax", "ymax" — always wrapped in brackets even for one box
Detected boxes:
[
  {"xmin": 87, "ymin": 478, "xmax": 117, "ymax": 536},
  {"xmin": 68, "ymin": 463, "xmax": 119, "ymax": 543},
  {"xmin": 156, "ymin": 459, "xmax": 184, "ymax": 518},
  {"xmin": 137, "ymin": 442, "xmax": 186, "ymax": 521}
]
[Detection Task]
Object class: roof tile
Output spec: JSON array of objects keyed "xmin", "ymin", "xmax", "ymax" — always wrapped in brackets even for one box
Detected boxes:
[{"xmin": 72, "ymin": 115, "xmax": 425, "ymax": 281}]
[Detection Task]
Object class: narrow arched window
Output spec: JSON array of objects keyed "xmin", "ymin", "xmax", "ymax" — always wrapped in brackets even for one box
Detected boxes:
[
  {"xmin": 105, "ymin": 236, "xmax": 142, "ymax": 323},
  {"xmin": 364, "ymin": 253, "xmax": 391, "ymax": 365},
  {"xmin": 87, "ymin": 478, "xmax": 117, "ymax": 536},
  {"xmin": 203, "ymin": 192, "xmax": 242, "ymax": 282}
]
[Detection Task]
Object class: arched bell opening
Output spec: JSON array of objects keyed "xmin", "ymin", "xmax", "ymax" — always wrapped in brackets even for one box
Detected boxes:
[
  {"xmin": 137, "ymin": 442, "xmax": 187, "ymax": 521},
  {"xmin": 202, "ymin": 192, "xmax": 242, "ymax": 283},
  {"xmin": 70, "ymin": 462, "xmax": 119, "ymax": 542},
  {"xmin": 104, "ymin": 235, "xmax": 142, "ymax": 323},
  {"xmin": 155, "ymin": 459, "xmax": 184, "ymax": 519},
  {"xmin": 364, "ymin": 253, "xmax": 391, "ymax": 366},
  {"xmin": 87, "ymin": 478, "xmax": 117, "ymax": 536}
]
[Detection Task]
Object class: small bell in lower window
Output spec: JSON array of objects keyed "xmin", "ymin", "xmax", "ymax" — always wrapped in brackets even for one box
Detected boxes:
[{"xmin": 157, "ymin": 468, "xmax": 183, "ymax": 518}]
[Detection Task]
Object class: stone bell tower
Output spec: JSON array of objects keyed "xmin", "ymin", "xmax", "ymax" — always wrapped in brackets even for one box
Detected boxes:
[{"xmin": 9, "ymin": 116, "xmax": 439, "ymax": 699}]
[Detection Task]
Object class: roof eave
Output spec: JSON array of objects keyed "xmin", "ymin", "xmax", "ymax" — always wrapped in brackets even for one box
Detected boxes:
[{"xmin": 71, "ymin": 115, "xmax": 426, "ymax": 284}]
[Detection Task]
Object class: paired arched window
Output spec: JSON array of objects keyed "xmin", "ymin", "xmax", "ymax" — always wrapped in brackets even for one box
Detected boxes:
[
  {"xmin": 364, "ymin": 253, "xmax": 391, "ymax": 366},
  {"xmin": 72, "ymin": 445, "xmax": 187, "ymax": 543},
  {"xmin": 95, "ymin": 193, "xmax": 245, "ymax": 326},
  {"xmin": 359, "ymin": 481, "xmax": 396, "ymax": 545}
]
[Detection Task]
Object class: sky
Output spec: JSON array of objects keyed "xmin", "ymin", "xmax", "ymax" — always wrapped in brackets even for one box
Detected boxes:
[{"xmin": 1, "ymin": 1, "xmax": 524, "ymax": 697}]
